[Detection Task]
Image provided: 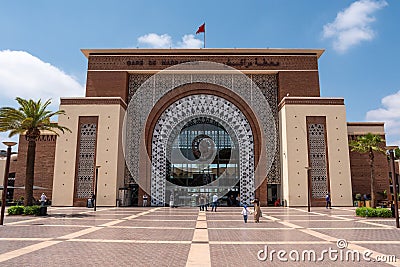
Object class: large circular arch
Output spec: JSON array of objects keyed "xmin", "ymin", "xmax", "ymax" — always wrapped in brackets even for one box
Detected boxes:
[{"xmin": 123, "ymin": 61, "xmax": 277, "ymax": 206}]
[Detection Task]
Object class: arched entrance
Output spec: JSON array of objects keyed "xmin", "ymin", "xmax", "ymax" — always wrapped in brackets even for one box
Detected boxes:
[
  {"xmin": 123, "ymin": 61, "xmax": 278, "ymax": 207},
  {"xmin": 151, "ymin": 94, "xmax": 255, "ymax": 206}
]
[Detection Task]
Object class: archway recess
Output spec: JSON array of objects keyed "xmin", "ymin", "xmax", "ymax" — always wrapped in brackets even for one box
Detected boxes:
[
  {"xmin": 123, "ymin": 61, "xmax": 277, "ymax": 206},
  {"xmin": 151, "ymin": 94, "xmax": 254, "ymax": 206}
]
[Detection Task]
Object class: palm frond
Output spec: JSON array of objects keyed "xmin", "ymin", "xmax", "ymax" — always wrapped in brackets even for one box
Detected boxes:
[
  {"xmin": 349, "ymin": 133, "xmax": 386, "ymax": 155},
  {"xmin": 1, "ymin": 97, "xmax": 70, "ymax": 136},
  {"xmin": 8, "ymin": 128, "xmax": 25, "ymax": 137}
]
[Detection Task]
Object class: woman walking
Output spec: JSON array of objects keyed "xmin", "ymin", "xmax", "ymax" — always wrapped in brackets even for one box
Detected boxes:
[{"xmin": 253, "ymin": 199, "xmax": 262, "ymax": 223}]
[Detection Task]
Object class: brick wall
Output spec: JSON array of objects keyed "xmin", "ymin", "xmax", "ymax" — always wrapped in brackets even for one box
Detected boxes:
[
  {"xmin": 14, "ymin": 134, "xmax": 57, "ymax": 202},
  {"xmin": 278, "ymin": 71, "xmax": 320, "ymax": 101},
  {"xmin": 348, "ymin": 138, "xmax": 390, "ymax": 201},
  {"xmin": 86, "ymin": 71, "xmax": 128, "ymax": 101},
  {"xmin": 85, "ymin": 52, "xmax": 321, "ymax": 105}
]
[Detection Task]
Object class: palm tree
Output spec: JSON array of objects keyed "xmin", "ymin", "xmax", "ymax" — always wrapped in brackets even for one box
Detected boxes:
[
  {"xmin": 395, "ymin": 148, "xmax": 400, "ymax": 160},
  {"xmin": 0, "ymin": 97, "xmax": 70, "ymax": 206},
  {"xmin": 349, "ymin": 133, "xmax": 386, "ymax": 208}
]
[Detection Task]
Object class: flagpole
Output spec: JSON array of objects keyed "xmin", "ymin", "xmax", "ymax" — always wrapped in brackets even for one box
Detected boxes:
[
  {"xmin": 203, "ymin": 23, "xmax": 206, "ymax": 48},
  {"xmin": 196, "ymin": 23, "xmax": 206, "ymax": 48}
]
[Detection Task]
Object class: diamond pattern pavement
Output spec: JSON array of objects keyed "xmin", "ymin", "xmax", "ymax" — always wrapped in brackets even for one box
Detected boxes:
[{"xmin": 0, "ymin": 206, "xmax": 399, "ymax": 266}]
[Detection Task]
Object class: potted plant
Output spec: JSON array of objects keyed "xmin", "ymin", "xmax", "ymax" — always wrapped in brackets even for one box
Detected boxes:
[{"xmin": 355, "ymin": 194, "xmax": 363, "ymax": 207}]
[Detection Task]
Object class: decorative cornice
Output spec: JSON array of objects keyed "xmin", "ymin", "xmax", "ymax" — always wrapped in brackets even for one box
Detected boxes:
[
  {"xmin": 81, "ymin": 48, "xmax": 325, "ymax": 59},
  {"xmin": 278, "ymin": 97, "xmax": 344, "ymax": 110},
  {"xmin": 60, "ymin": 97, "xmax": 127, "ymax": 109},
  {"xmin": 347, "ymin": 122, "xmax": 385, "ymax": 127},
  {"xmin": 347, "ymin": 122, "xmax": 385, "ymax": 136},
  {"xmin": 86, "ymin": 55, "xmax": 319, "ymax": 71}
]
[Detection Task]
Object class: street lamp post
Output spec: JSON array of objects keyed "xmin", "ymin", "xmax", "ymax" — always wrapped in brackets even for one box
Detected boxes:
[
  {"xmin": 1, "ymin": 141, "xmax": 17, "ymax": 226},
  {"xmin": 387, "ymin": 146, "xmax": 399, "ymax": 228},
  {"xmin": 94, "ymin": 166, "xmax": 100, "ymax": 211},
  {"xmin": 305, "ymin": 166, "xmax": 312, "ymax": 212}
]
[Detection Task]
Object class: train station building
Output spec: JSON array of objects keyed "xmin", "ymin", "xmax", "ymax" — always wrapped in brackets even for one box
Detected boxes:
[{"xmin": 5, "ymin": 48, "xmax": 391, "ymax": 207}]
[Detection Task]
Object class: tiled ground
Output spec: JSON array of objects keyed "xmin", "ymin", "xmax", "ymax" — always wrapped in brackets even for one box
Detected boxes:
[
  {"xmin": 0, "ymin": 206, "xmax": 399, "ymax": 266},
  {"xmin": 0, "ymin": 241, "xmax": 40, "ymax": 255},
  {"xmin": 3, "ymin": 242, "xmax": 192, "ymax": 267}
]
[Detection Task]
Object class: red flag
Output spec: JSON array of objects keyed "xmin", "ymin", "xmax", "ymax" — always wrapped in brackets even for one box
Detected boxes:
[{"xmin": 196, "ymin": 23, "xmax": 205, "ymax": 34}]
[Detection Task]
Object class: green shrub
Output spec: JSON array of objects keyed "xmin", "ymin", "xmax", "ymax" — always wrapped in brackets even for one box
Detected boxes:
[
  {"xmin": 7, "ymin": 205, "xmax": 24, "ymax": 215},
  {"xmin": 356, "ymin": 207, "xmax": 367, "ymax": 216},
  {"xmin": 7, "ymin": 205, "xmax": 42, "ymax": 216},
  {"xmin": 376, "ymin": 208, "xmax": 392, "ymax": 218},
  {"xmin": 23, "ymin": 205, "xmax": 40, "ymax": 215},
  {"xmin": 356, "ymin": 207, "xmax": 392, "ymax": 217}
]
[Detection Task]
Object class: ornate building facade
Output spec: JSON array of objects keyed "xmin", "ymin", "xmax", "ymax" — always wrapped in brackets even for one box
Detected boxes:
[{"xmin": 27, "ymin": 48, "xmax": 385, "ymax": 207}]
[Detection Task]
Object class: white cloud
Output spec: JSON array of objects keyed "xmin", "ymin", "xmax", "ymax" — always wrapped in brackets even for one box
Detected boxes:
[
  {"xmin": 0, "ymin": 50, "xmax": 85, "ymax": 150},
  {"xmin": 366, "ymin": 90, "xmax": 400, "ymax": 146},
  {"xmin": 0, "ymin": 50, "xmax": 85, "ymax": 110},
  {"xmin": 177, "ymin": 34, "xmax": 203, "ymax": 49},
  {"xmin": 137, "ymin": 33, "xmax": 203, "ymax": 49},
  {"xmin": 322, "ymin": 0, "xmax": 387, "ymax": 53},
  {"xmin": 137, "ymin": 33, "xmax": 172, "ymax": 48}
]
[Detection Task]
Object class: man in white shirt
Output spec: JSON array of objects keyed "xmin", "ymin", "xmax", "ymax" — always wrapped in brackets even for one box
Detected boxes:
[
  {"xmin": 40, "ymin": 193, "xmax": 47, "ymax": 207},
  {"xmin": 211, "ymin": 194, "xmax": 218, "ymax": 212}
]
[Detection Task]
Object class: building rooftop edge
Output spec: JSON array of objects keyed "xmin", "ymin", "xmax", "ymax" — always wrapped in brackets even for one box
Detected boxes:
[
  {"xmin": 278, "ymin": 97, "xmax": 345, "ymax": 110},
  {"xmin": 60, "ymin": 97, "xmax": 127, "ymax": 109},
  {"xmin": 81, "ymin": 48, "xmax": 325, "ymax": 59},
  {"xmin": 347, "ymin": 122, "xmax": 385, "ymax": 126},
  {"xmin": 60, "ymin": 97, "xmax": 125, "ymax": 100}
]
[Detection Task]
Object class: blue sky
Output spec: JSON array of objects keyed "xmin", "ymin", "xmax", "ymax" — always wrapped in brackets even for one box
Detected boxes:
[{"xmin": 0, "ymin": 0, "xmax": 399, "ymax": 150}]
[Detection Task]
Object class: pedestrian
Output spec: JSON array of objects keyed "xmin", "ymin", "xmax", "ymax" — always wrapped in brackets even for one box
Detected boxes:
[
  {"xmin": 326, "ymin": 193, "xmax": 332, "ymax": 209},
  {"xmin": 199, "ymin": 194, "xmax": 203, "ymax": 211},
  {"xmin": 274, "ymin": 198, "xmax": 281, "ymax": 207},
  {"xmin": 391, "ymin": 201, "xmax": 396, "ymax": 218},
  {"xmin": 91, "ymin": 193, "xmax": 96, "ymax": 207},
  {"xmin": 241, "ymin": 204, "xmax": 251, "ymax": 223},
  {"xmin": 143, "ymin": 193, "xmax": 148, "ymax": 207},
  {"xmin": 199, "ymin": 194, "xmax": 207, "ymax": 211},
  {"xmin": 253, "ymin": 199, "xmax": 262, "ymax": 223},
  {"xmin": 211, "ymin": 193, "xmax": 218, "ymax": 212},
  {"xmin": 169, "ymin": 194, "xmax": 174, "ymax": 208},
  {"xmin": 40, "ymin": 193, "xmax": 47, "ymax": 207}
]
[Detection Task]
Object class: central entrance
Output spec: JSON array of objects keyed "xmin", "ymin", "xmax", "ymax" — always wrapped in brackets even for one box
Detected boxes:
[
  {"xmin": 166, "ymin": 117, "xmax": 240, "ymax": 206},
  {"xmin": 167, "ymin": 117, "xmax": 239, "ymax": 187},
  {"xmin": 150, "ymin": 94, "xmax": 255, "ymax": 206}
]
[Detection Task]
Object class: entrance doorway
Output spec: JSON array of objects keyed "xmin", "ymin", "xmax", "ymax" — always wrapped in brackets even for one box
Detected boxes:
[{"xmin": 150, "ymin": 94, "xmax": 255, "ymax": 206}]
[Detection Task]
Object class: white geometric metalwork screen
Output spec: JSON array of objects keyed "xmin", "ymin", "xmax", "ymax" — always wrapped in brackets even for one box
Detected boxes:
[
  {"xmin": 307, "ymin": 123, "xmax": 328, "ymax": 198},
  {"xmin": 124, "ymin": 62, "xmax": 279, "ymax": 207},
  {"xmin": 127, "ymin": 73, "xmax": 281, "ymax": 186},
  {"xmin": 76, "ymin": 123, "xmax": 97, "ymax": 198},
  {"xmin": 151, "ymin": 94, "xmax": 255, "ymax": 206}
]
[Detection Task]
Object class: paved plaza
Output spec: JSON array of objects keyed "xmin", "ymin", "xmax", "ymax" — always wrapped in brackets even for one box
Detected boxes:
[{"xmin": 0, "ymin": 206, "xmax": 399, "ymax": 266}]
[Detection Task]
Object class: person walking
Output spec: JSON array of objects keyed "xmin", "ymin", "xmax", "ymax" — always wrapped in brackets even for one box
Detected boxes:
[
  {"xmin": 199, "ymin": 194, "xmax": 207, "ymax": 211},
  {"xmin": 326, "ymin": 193, "xmax": 332, "ymax": 209},
  {"xmin": 169, "ymin": 194, "xmax": 174, "ymax": 208},
  {"xmin": 143, "ymin": 193, "xmax": 148, "ymax": 207},
  {"xmin": 253, "ymin": 199, "xmax": 262, "ymax": 223},
  {"xmin": 241, "ymin": 204, "xmax": 251, "ymax": 223},
  {"xmin": 211, "ymin": 193, "xmax": 218, "ymax": 212},
  {"xmin": 40, "ymin": 193, "xmax": 47, "ymax": 207}
]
